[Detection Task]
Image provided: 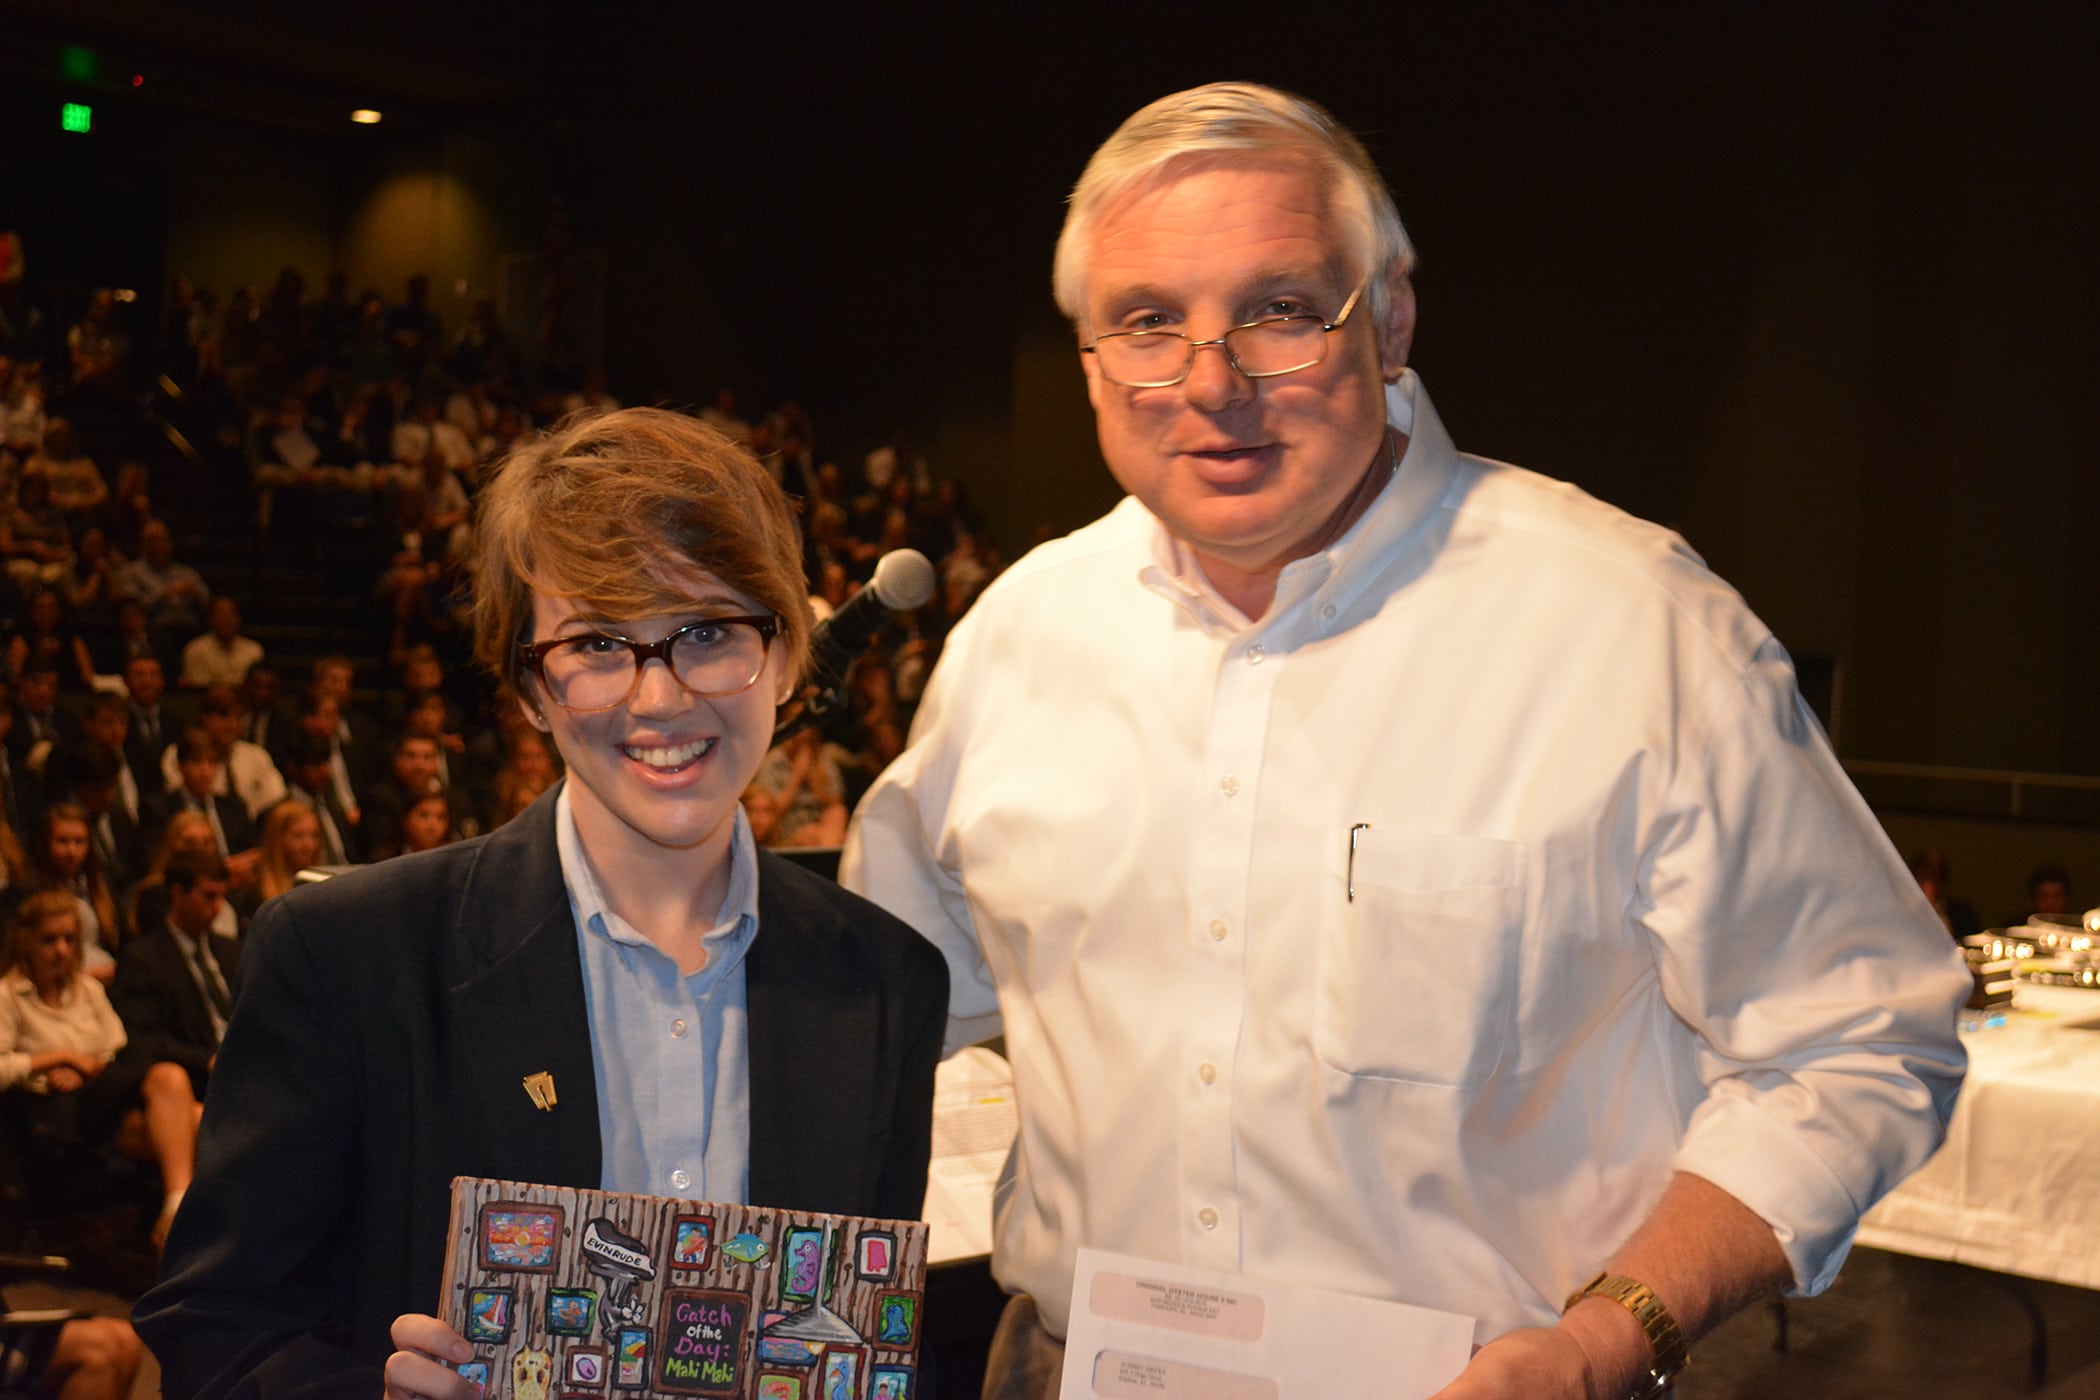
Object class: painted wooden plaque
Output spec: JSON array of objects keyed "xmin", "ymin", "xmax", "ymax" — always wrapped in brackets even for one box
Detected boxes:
[{"xmin": 439, "ymin": 1176, "xmax": 928, "ymax": 1400}]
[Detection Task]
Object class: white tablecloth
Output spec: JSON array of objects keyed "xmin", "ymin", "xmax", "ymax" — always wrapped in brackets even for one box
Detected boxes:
[{"xmin": 1856, "ymin": 983, "xmax": 2100, "ymax": 1288}]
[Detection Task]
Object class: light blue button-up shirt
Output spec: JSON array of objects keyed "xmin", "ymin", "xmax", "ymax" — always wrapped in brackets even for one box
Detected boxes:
[{"xmin": 555, "ymin": 783, "xmax": 759, "ymax": 1202}]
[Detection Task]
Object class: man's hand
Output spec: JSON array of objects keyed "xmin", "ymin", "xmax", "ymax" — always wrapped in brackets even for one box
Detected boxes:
[
  {"xmin": 1427, "ymin": 1326, "xmax": 1596, "ymax": 1400},
  {"xmin": 383, "ymin": 1314, "xmax": 477, "ymax": 1399},
  {"xmin": 44, "ymin": 1066, "xmax": 85, "ymax": 1093},
  {"xmin": 1426, "ymin": 1302, "xmax": 1655, "ymax": 1400}
]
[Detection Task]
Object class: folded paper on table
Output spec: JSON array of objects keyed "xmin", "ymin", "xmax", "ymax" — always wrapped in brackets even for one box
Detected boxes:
[{"xmin": 1060, "ymin": 1248, "xmax": 1472, "ymax": 1400}]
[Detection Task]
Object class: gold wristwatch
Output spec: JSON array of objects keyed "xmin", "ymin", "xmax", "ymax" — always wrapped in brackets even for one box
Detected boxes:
[{"xmin": 1563, "ymin": 1271, "xmax": 1688, "ymax": 1397}]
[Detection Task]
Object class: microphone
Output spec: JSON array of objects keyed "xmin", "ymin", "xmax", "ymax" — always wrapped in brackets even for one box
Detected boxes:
[
  {"xmin": 814, "ymin": 548, "xmax": 937, "ymax": 675},
  {"xmin": 777, "ymin": 549, "xmax": 936, "ymax": 740}
]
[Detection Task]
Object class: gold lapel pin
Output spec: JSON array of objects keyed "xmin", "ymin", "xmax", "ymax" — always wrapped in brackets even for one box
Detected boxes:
[{"xmin": 522, "ymin": 1071, "xmax": 557, "ymax": 1112}]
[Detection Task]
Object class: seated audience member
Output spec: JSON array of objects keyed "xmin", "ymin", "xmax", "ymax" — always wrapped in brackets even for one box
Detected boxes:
[
  {"xmin": 61, "ymin": 524, "xmax": 121, "ymax": 640},
  {"xmin": 6, "ymin": 587, "xmax": 94, "ymax": 690},
  {"xmin": 305, "ymin": 652, "xmax": 379, "ymax": 788},
  {"xmin": 2010, "ymin": 864, "xmax": 2075, "ymax": 927},
  {"xmin": 0, "ymin": 470, "xmax": 74, "ymax": 599},
  {"xmin": 395, "ymin": 688, "xmax": 475, "ymax": 825},
  {"xmin": 7, "ymin": 664, "xmax": 75, "ymax": 772},
  {"xmin": 159, "ymin": 686, "xmax": 286, "ymax": 821},
  {"xmin": 1909, "ymin": 848, "xmax": 1980, "ymax": 941},
  {"xmin": 178, "ymin": 596, "xmax": 265, "ymax": 690},
  {"xmin": 1, "ymin": 889, "xmax": 202, "ymax": 1247},
  {"xmin": 122, "ymin": 655, "xmax": 187, "ymax": 778},
  {"xmin": 127, "ymin": 812, "xmax": 241, "ymax": 943},
  {"xmin": 71, "ymin": 692, "xmax": 145, "ymax": 828},
  {"xmin": 750, "ymin": 726, "xmax": 850, "ymax": 848},
  {"xmin": 110, "ymin": 850, "xmax": 236, "ymax": 1111},
  {"xmin": 26, "ymin": 419, "xmax": 109, "ymax": 518},
  {"xmin": 360, "ymin": 733, "xmax": 444, "ymax": 861},
  {"xmin": 103, "ymin": 461, "xmax": 153, "ymax": 562},
  {"xmin": 279, "ymin": 731, "xmax": 360, "ymax": 865},
  {"xmin": 136, "ymin": 404, "xmax": 944, "ymax": 1394},
  {"xmin": 487, "ymin": 729, "xmax": 557, "ymax": 829},
  {"xmin": 25, "ymin": 803, "xmax": 123, "ymax": 981},
  {"xmin": 393, "ymin": 792, "xmax": 455, "ymax": 858},
  {"xmin": 143, "ymin": 728, "xmax": 260, "ymax": 867},
  {"xmin": 97, "ymin": 597, "xmax": 164, "ymax": 676},
  {"xmin": 239, "ymin": 664, "xmax": 284, "ymax": 752},
  {"xmin": 41, "ymin": 742, "xmax": 145, "ymax": 895},
  {"xmin": 115, "ymin": 519, "xmax": 208, "ymax": 654},
  {"xmin": 238, "ymin": 800, "xmax": 322, "ymax": 918}
]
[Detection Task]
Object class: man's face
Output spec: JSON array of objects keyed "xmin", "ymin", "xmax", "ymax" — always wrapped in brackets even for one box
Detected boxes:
[
  {"xmin": 142, "ymin": 523, "xmax": 173, "ymax": 567},
  {"xmin": 171, "ymin": 877, "xmax": 230, "ymax": 936},
  {"xmin": 127, "ymin": 659, "xmax": 165, "ymax": 707},
  {"xmin": 393, "ymin": 739, "xmax": 441, "ymax": 791},
  {"xmin": 180, "ymin": 752, "xmax": 221, "ymax": 799},
  {"xmin": 202, "ymin": 710, "xmax": 241, "ymax": 754},
  {"xmin": 85, "ymin": 707, "xmax": 126, "ymax": 748},
  {"xmin": 210, "ymin": 597, "xmax": 240, "ymax": 640},
  {"xmin": 300, "ymin": 697, "xmax": 340, "ymax": 740},
  {"xmin": 19, "ymin": 673, "xmax": 56, "ymax": 713},
  {"xmin": 1078, "ymin": 161, "xmax": 1413, "ymax": 590}
]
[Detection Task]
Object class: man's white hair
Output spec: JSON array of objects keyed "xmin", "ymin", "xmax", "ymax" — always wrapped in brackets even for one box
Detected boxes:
[{"xmin": 1052, "ymin": 82, "xmax": 1416, "ymax": 329}]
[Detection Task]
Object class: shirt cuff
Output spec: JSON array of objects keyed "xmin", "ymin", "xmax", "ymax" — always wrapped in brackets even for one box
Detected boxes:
[{"xmin": 1673, "ymin": 1091, "xmax": 1865, "ymax": 1296}]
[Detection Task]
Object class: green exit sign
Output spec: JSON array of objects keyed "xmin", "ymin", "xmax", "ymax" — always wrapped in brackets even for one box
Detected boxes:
[{"xmin": 61, "ymin": 102, "xmax": 93, "ymax": 133}]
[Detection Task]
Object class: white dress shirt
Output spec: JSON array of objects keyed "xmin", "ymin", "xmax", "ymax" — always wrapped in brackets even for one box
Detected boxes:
[{"xmin": 843, "ymin": 371, "xmax": 1970, "ymax": 1343}]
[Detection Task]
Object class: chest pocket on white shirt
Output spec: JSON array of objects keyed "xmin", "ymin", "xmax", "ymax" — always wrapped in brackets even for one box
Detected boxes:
[{"xmin": 1317, "ymin": 828, "xmax": 1527, "ymax": 1089}]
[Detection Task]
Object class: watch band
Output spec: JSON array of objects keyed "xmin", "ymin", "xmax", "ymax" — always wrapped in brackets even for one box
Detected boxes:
[{"xmin": 1563, "ymin": 1270, "xmax": 1688, "ymax": 1397}]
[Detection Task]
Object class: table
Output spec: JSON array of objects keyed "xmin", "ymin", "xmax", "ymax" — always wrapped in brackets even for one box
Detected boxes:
[{"xmin": 1857, "ymin": 982, "xmax": 2100, "ymax": 1289}]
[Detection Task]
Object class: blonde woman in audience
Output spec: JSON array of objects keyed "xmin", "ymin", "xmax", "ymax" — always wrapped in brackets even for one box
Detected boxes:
[
  {"xmin": 237, "ymin": 800, "xmax": 323, "ymax": 918},
  {"xmin": 0, "ymin": 888, "xmax": 202, "ymax": 1246}
]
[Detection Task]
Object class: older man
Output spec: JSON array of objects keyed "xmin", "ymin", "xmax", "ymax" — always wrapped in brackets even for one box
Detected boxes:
[{"xmin": 844, "ymin": 83, "xmax": 1970, "ymax": 1400}]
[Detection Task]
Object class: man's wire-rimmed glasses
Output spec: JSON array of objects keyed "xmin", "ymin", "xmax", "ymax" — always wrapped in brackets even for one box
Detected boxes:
[
  {"xmin": 518, "ymin": 614, "xmax": 781, "ymax": 713},
  {"xmin": 1081, "ymin": 280, "xmax": 1368, "ymax": 388}
]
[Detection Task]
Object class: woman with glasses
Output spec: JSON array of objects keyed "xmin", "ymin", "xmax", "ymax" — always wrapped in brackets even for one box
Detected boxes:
[{"xmin": 137, "ymin": 407, "xmax": 948, "ymax": 1399}]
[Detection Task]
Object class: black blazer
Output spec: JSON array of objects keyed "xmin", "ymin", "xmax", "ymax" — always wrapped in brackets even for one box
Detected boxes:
[
  {"xmin": 134, "ymin": 787, "xmax": 946, "ymax": 1399},
  {"xmin": 107, "ymin": 924, "xmax": 240, "ymax": 1089}
]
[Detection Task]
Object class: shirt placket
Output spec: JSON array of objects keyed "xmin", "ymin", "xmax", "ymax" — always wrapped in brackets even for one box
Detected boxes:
[{"xmin": 1178, "ymin": 623, "xmax": 1280, "ymax": 1270}]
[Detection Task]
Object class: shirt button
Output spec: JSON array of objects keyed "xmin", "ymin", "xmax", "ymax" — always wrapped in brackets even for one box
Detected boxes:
[
  {"xmin": 670, "ymin": 1169, "xmax": 691, "ymax": 1191},
  {"xmin": 1220, "ymin": 776, "xmax": 1240, "ymax": 797},
  {"xmin": 1198, "ymin": 1062, "xmax": 1217, "ymax": 1084},
  {"xmin": 1198, "ymin": 1206, "xmax": 1219, "ymax": 1230},
  {"xmin": 671, "ymin": 1018, "xmax": 689, "ymax": 1039},
  {"xmin": 1208, "ymin": 918, "xmax": 1228, "ymax": 941},
  {"xmin": 1321, "ymin": 603, "xmax": 1337, "ymax": 620},
  {"xmin": 1246, "ymin": 644, "xmax": 1266, "ymax": 665}
]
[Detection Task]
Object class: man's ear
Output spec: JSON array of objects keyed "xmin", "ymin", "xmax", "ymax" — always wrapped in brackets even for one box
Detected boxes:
[
  {"xmin": 1375, "ymin": 275, "xmax": 1417, "ymax": 382},
  {"xmin": 1078, "ymin": 328, "xmax": 1107, "ymax": 414}
]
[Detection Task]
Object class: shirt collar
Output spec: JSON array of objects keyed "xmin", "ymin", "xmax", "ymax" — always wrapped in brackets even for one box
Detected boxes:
[
  {"xmin": 164, "ymin": 919, "xmax": 203, "ymax": 957},
  {"xmin": 1137, "ymin": 369, "xmax": 1462, "ymax": 632},
  {"xmin": 554, "ymin": 780, "xmax": 761, "ymax": 983}
]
